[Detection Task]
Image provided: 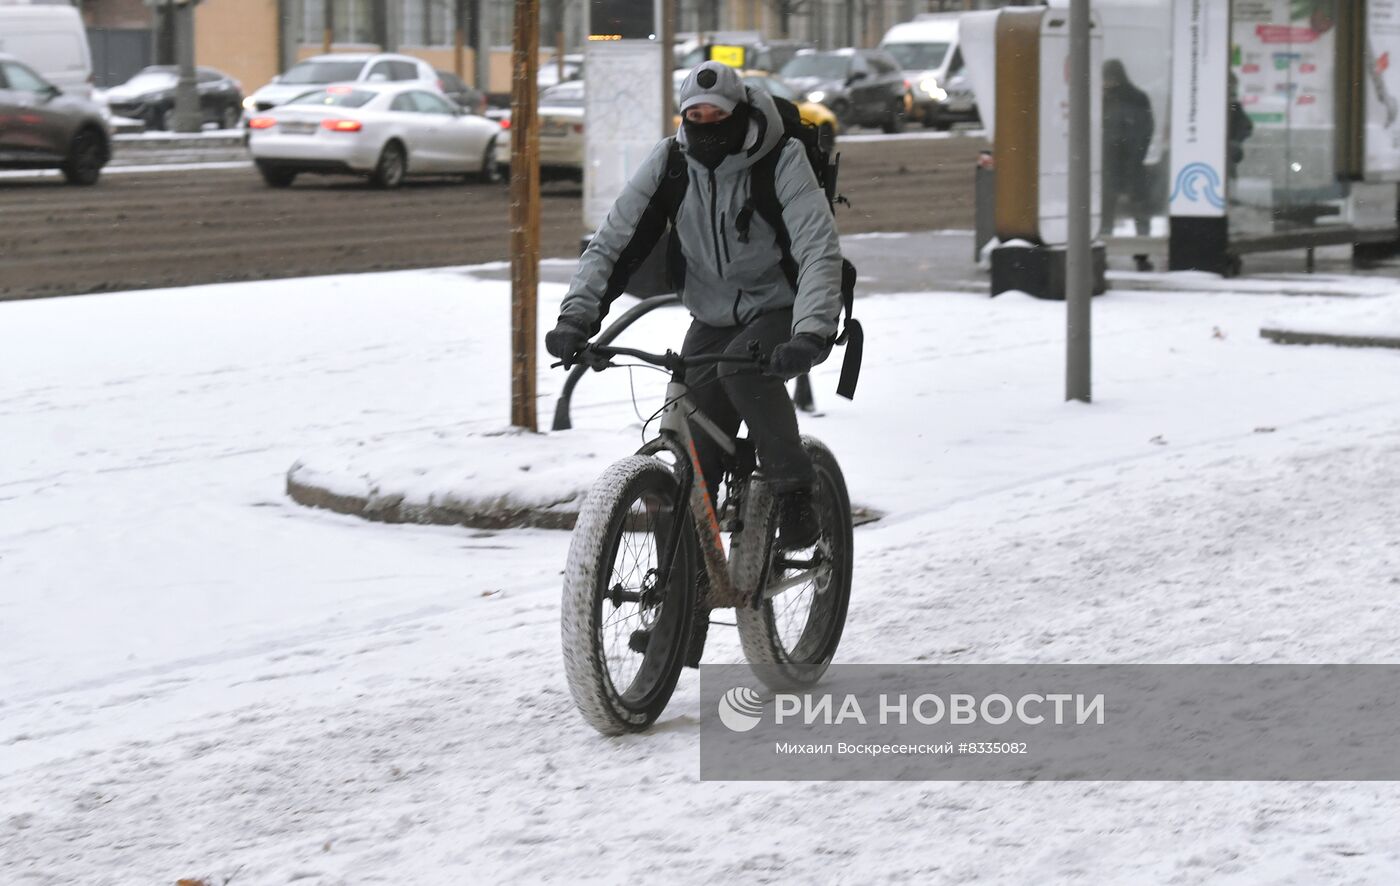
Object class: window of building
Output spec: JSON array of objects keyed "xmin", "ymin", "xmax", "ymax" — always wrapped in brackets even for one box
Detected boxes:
[
  {"xmin": 402, "ymin": 0, "xmax": 454, "ymax": 48},
  {"xmin": 302, "ymin": 0, "xmax": 376, "ymax": 46}
]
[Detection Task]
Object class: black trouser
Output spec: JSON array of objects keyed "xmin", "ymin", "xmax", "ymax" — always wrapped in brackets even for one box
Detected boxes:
[
  {"xmin": 1102, "ymin": 164, "xmax": 1152, "ymax": 237},
  {"xmin": 680, "ymin": 309, "xmax": 814, "ymax": 498}
]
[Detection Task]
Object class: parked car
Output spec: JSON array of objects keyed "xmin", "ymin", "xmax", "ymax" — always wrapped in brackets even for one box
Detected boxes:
[
  {"xmin": 0, "ymin": 4, "xmax": 93, "ymax": 100},
  {"xmin": 537, "ymin": 53, "xmax": 583, "ymax": 88},
  {"xmin": 740, "ymin": 72, "xmax": 839, "ymax": 151},
  {"xmin": 880, "ymin": 14, "xmax": 979, "ymax": 129},
  {"xmin": 672, "ymin": 36, "xmax": 813, "ymax": 98},
  {"xmin": 245, "ymin": 83, "xmax": 503, "ymax": 189},
  {"xmin": 0, "ymin": 53, "xmax": 110, "ymax": 185},
  {"xmin": 242, "ymin": 54, "xmax": 439, "ymax": 116},
  {"xmin": 779, "ymin": 48, "xmax": 909, "ymax": 133},
  {"xmin": 104, "ymin": 65, "xmax": 243, "ymax": 131},
  {"xmin": 676, "ymin": 37, "xmax": 812, "ymax": 75},
  {"xmin": 434, "ymin": 69, "xmax": 487, "ymax": 115},
  {"xmin": 496, "ymin": 80, "xmax": 584, "ymax": 180}
]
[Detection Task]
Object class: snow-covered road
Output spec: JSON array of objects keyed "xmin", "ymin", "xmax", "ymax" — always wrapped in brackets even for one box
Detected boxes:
[{"xmin": 3, "ymin": 269, "xmax": 1399, "ymax": 883}]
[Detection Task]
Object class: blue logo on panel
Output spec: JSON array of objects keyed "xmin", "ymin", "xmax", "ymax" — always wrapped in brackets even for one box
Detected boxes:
[{"xmin": 1170, "ymin": 162, "xmax": 1225, "ymax": 210}]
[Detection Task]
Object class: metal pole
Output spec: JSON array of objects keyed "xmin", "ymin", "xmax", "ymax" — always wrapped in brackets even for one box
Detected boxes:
[
  {"xmin": 661, "ymin": 0, "xmax": 675, "ymax": 132},
  {"xmin": 173, "ymin": 0, "xmax": 200, "ymax": 133},
  {"xmin": 1065, "ymin": 0, "xmax": 1091, "ymax": 403},
  {"xmin": 510, "ymin": 0, "xmax": 541, "ymax": 431},
  {"xmin": 323, "ymin": 0, "xmax": 333, "ymax": 54},
  {"xmin": 473, "ymin": 0, "xmax": 491, "ymax": 93}
]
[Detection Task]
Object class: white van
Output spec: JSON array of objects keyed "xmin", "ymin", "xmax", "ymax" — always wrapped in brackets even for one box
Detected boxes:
[
  {"xmin": 879, "ymin": 13, "xmax": 977, "ymax": 129},
  {"xmin": 0, "ymin": 4, "xmax": 93, "ymax": 100}
]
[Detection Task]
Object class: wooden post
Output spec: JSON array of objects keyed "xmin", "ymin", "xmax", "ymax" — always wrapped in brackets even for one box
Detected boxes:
[
  {"xmin": 322, "ymin": 0, "xmax": 333, "ymax": 54},
  {"xmin": 556, "ymin": 29, "xmax": 565, "ymax": 83},
  {"xmin": 510, "ymin": 0, "xmax": 541, "ymax": 431}
]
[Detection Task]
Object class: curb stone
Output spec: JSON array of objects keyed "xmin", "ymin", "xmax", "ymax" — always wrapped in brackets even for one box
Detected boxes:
[{"xmin": 286, "ymin": 462, "xmax": 885, "ymax": 532}]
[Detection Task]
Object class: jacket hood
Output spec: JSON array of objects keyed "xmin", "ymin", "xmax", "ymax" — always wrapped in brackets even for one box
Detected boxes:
[{"xmin": 674, "ymin": 84, "xmax": 784, "ymax": 175}]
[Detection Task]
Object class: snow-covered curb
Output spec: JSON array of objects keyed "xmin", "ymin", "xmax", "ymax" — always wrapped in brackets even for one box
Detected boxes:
[
  {"xmin": 286, "ymin": 427, "xmax": 634, "ymax": 530},
  {"xmin": 1261, "ymin": 293, "xmax": 1400, "ymax": 350}
]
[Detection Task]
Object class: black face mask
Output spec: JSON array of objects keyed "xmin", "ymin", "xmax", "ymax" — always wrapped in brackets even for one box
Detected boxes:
[{"xmin": 683, "ymin": 109, "xmax": 748, "ymax": 169}]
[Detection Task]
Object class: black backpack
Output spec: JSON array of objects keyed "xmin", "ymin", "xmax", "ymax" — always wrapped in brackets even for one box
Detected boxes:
[{"xmin": 657, "ymin": 96, "xmax": 863, "ymax": 400}]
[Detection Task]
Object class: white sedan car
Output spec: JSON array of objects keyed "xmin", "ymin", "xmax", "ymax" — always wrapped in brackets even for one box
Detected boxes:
[
  {"xmin": 497, "ymin": 80, "xmax": 585, "ymax": 180},
  {"xmin": 246, "ymin": 83, "xmax": 503, "ymax": 188}
]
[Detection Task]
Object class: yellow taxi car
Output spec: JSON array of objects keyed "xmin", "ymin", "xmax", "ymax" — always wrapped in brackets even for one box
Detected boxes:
[{"xmin": 672, "ymin": 70, "xmax": 838, "ymax": 152}]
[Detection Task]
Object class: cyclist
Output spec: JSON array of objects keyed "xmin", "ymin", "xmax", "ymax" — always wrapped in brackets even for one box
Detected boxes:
[{"xmin": 545, "ymin": 61, "xmax": 845, "ymax": 549}]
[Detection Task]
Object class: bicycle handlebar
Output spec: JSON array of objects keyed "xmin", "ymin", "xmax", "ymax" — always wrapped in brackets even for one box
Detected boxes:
[{"xmin": 552, "ymin": 342, "xmax": 767, "ymax": 373}]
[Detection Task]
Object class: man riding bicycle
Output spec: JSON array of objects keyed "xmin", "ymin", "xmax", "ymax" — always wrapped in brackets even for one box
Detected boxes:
[{"xmin": 546, "ymin": 61, "xmax": 846, "ymax": 550}]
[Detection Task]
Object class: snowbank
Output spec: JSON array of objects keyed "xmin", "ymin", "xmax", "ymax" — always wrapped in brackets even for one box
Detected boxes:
[
  {"xmin": 1261, "ymin": 293, "xmax": 1400, "ymax": 349},
  {"xmin": 287, "ymin": 427, "xmax": 633, "ymax": 529}
]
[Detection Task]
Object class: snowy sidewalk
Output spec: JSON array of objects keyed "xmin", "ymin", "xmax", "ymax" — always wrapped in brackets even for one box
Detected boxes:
[{"xmin": 3, "ymin": 266, "xmax": 1400, "ymax": 883}]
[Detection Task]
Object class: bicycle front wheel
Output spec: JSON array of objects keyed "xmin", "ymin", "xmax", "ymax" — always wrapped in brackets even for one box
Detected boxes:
[
  {"xmin": 738, "ymin": 437, "xmax": 853, "ymax": 689},
  {"xmin": 562, "ymin": 456, "xmax": 697, "ymax": 734}
]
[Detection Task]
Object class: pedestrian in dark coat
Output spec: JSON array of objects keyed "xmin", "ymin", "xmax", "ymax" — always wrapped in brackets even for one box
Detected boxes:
[{"xmin": 1101, "ymin": 59, "xmax": 1155, "ymax": 269}]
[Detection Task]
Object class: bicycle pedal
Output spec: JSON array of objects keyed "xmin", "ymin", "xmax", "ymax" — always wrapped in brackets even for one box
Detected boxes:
[{"xmin": 628, "ymin": 629, "xmax": 651, "ymax": 654}]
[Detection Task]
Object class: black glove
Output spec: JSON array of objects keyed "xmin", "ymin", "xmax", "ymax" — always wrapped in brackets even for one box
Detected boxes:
[
  {"xmin": 767, "ymin": 333, "xmax": 829, "ymax": 379},
  {"xmin": 545, "ymin": 319, "xmax": 588, "ymax": 363}
]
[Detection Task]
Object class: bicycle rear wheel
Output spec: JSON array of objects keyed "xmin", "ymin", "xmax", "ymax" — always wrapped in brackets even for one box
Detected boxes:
[
  {"xmin": 737, "ymin": 437, "xmax": 853, "ymax": 689},
  {"xmin": 562, "ymin": 456, "xmax": 697, "ymax": 734}
]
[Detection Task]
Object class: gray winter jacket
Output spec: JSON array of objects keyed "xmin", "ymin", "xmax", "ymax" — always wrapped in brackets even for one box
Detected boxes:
[{"xmin": 559, "ymin": 86, "xmax": 844, "ymax": 340}]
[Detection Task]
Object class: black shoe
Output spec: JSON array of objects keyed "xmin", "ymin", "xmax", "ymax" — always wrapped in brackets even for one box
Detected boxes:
[
  {"xmin": 1133, "ymin": 254, "xmax": 1154, "ymax": 272},
  {"xmin": 777, "ymin": 488, "xmax": 820, "ymax": 550}
]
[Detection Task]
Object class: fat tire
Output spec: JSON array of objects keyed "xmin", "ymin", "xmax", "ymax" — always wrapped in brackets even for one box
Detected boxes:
[
  {"xmin": 737, "ymin": 437, "xmax": 852, "ymax": 690},
  {"xmin": 562, "ymin": 455, "xmax": 697, "ymax": 735}
]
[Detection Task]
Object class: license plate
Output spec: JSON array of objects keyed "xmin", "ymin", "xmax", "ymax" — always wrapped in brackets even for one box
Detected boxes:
[{"xmin": 281, "ymin": 122, "xmax": 317, "ymax": 135}]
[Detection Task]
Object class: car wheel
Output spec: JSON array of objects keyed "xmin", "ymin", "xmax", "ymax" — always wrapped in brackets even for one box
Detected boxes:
[
  {"xmin": 371, "ymin": 141, "xmax": 406, "ymax": 189},
  {"xmin": 61, "ymin": 129, "xmax": 105, "ymax": 186},
  {"xmin": 817, "ymin": 122, "xmax": 836, "ymax": 153},
  {"xmin": 827, "ymin": 100, "xmax": 851, "ymax": 133},
  {"xmin": 882, "ymin": 103, "xmax": 907, "ymax": 134},
  {"xmin": 477, "ymin": 137, "xmax": 504, "ymax": 184},
  {"xmin": 257, "ymin": 162, "xmax": 297, "ymax": 188},
  {"xmin": 220, "ymin": 104, "xmax": 241, "ymax": 130}
]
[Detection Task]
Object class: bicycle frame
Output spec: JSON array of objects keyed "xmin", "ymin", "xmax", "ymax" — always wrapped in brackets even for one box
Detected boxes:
[{"xmin": 651, "ymin": 380, "xmax": 776, "ymax": 610}]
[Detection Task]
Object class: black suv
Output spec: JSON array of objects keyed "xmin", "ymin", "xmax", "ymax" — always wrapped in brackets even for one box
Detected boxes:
[{"xmin": 779, "ymin": 48, "xmax": 909, "ymax": 133}]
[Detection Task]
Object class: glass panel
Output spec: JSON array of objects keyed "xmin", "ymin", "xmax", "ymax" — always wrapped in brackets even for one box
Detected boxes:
[
  {"xmin": 1096, "ymin": 2, "xmax": 1174, "ymax": 241},
  {"xmin": 1229, "ymin": 0, "xmax": 1345, "ymax": 237}
]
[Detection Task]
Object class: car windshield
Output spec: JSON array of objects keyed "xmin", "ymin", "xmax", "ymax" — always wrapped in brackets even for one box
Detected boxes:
[
  {"xmin": 280, "ymin": 60, "xmax": 365, "ymax": 85},
  {"xmin": 121, "ymin": 71, "xmax": 178, "ymax": 92},
  {"xmin": 884, "ymin": 42, "xmax": 951, "ymax": 71},
  {"xmin": 781, "ymin": 54, "xmax": 849, "ymax": 80},
  {"xmin": 285, "ymin": 87, "xmax": 376, "ymax": 108},
  {"xmin": 541, "ymin": 83, "xmax": 583, "ymax": 107}
]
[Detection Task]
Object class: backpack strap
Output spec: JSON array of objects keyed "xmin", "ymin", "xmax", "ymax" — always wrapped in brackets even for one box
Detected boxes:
[
  {"xmin": 751, "ymin": 137, "xmax": 862, "ymax": 400},
  {"xmin": 602, "ymin": 137, "xmax": 689, "ymax": 309},
  {"xmin": 748, "ymin": 138, "xmax": 799, "ymax": 290}
]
